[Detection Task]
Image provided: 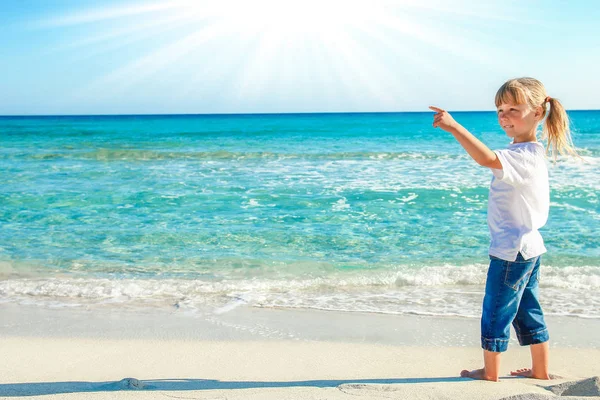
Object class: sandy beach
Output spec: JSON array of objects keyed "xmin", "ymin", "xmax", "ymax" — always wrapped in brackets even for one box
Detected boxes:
[{"xmin": 1, "ymin": 304, "xmax": 599, "ymax": 399}]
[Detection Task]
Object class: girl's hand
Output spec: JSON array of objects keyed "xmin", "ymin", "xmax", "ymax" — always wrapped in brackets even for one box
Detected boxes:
[{"xmin": 429, "ymin": 106, "xmax": 458, "ymax": 132}]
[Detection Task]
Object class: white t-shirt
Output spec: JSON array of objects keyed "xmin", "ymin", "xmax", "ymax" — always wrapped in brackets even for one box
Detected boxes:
[{"xmin": 488, "ymin": 142, "xmax": 549, "ymax": 261}]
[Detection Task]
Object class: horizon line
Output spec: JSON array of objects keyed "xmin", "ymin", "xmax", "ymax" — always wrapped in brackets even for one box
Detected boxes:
[{"xmin": 1, "ymin": 109, "xmax": 598, "ymax": 118}]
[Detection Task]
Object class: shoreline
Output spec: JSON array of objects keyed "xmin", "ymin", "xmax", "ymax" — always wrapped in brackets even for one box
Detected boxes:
[{"xmin": 1, "ymin": 302, "xmax": 600, "ymax": 347}]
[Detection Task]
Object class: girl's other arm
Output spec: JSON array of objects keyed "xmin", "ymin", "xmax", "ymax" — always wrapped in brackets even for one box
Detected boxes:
[{"xmin": 429, "ymin": 106, "xmax": 502, "ymax": 170}]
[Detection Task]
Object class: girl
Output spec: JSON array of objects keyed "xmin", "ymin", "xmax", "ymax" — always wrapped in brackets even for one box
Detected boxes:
[{"xmin": 430, "ymin": 77, "xmax": 577, "ymax": 382}]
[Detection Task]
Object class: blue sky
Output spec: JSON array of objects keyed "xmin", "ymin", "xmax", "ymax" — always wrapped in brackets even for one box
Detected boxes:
[{"xmin": 1, "ymin": 0, "xmax": 599, "ymax": 115}]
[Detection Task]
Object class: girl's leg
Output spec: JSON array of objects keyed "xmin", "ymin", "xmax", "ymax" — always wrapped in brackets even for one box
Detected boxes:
[
  {"xmin": 511, "ymin": 342, "xmax": 549, "ymax": 379},
  {"xmin": 511, "ymin": 256, "xmax": 550, "ymax": 379},
  {"xmin": 461, "ymin": 350, "xmax": 501, "ymax": 381}
]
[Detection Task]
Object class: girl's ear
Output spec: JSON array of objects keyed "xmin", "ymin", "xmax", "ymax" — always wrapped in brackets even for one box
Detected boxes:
[{"xmin": 534, "ymin": 105, "xmax": 544, "ymax": 120}]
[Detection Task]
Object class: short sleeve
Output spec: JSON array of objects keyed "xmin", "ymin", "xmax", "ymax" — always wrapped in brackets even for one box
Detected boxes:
[{"xmin": 491, "ymin": 148, "xmax": 530, "ymax": 186}]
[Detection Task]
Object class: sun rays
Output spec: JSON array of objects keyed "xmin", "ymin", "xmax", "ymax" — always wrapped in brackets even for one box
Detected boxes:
[{"xmin": 34, "ymin": 0, "xmax": 533, "ymax": 113}]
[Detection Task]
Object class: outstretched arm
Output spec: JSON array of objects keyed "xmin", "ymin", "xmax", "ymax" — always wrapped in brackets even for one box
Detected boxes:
[{"xmin": 429, "ymin": 106, "xmax": 502, "ymax": 170}]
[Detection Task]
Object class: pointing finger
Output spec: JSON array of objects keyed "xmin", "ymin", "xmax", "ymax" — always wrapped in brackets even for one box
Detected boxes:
[{"xmin": 429, "ymin": 106, "xmax": 445, "ymax": 113}]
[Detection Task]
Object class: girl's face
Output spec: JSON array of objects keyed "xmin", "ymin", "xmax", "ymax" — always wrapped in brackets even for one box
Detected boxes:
[{"xmin": 496, "ymin": 102, "xmax": 542, "ymax": 141}]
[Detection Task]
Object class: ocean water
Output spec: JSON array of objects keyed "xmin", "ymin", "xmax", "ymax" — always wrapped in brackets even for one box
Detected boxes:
[{"xmin": 1, "ymin": 112, "xmax": 598, "ymax": 318}]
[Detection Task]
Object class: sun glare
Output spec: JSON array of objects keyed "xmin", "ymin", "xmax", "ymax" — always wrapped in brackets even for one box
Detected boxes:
[{"xmin": 191, "ymin": 0, "xmax": 373, "ymax": 37}]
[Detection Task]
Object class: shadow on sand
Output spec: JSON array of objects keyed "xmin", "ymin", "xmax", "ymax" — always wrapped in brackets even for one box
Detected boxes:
[{"xmin": 0, "ymin": 376, "xmax": 467, "ymax": 397}]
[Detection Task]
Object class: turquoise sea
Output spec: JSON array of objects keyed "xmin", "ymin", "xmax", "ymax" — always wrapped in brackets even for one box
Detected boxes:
[{"xmin": 1, "ymin": 112, "xmax": 598, "ymax": 318}]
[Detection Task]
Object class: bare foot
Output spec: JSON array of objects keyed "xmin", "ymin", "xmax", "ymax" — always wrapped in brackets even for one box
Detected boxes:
[
  {"xmin": 510, "ymin": 368, "xmax": 551, "ymax": 380},
  {"xmin": 460, "ymin": 368, "xmax": 498, "ymax": 382}
]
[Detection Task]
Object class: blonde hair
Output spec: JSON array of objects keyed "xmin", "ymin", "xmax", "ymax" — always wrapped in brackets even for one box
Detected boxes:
[{"xmin": 495, "ymin": 77, "xmax": 577, "ymax": 159}]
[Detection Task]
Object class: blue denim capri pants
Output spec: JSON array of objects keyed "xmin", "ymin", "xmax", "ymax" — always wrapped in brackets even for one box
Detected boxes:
[{"xmin": 481, "ymin": 252, "xmax": 549, "ymax": 352}]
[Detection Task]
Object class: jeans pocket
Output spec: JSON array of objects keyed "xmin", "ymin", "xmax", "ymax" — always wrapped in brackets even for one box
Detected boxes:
[{"xmin": 503, "ymin": 260, "xmax": 534, "ymax": 291}]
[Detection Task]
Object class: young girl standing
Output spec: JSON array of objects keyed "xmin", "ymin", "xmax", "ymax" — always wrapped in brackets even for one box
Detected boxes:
[{"xmin": 430, "ymin": 77, "xmax": 576, "ymax": 382}]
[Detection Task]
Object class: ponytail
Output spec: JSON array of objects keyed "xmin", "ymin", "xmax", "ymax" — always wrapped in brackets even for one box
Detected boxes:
[{"xmin": 541, "ymin": 97, "xmax": 578, "ymax": 160}]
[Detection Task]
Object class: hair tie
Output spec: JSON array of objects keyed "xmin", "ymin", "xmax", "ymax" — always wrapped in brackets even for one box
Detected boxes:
[{"xmin": 545, "ymin": 96, "xmax": 551, "ymax": 103}]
